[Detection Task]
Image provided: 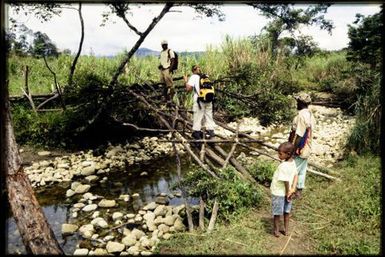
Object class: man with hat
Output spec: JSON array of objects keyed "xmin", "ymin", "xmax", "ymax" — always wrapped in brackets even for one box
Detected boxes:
[
  {"xmin": 158, "ymin": 40, "xmax": 176, "ymax": 102},
  {"xmin": 288, "ymin": 92, "xmax": 316, "ymax": 199}
]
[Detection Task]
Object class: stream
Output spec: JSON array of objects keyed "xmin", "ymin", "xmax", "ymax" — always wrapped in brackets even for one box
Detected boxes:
[
  {"xmin": 5, "ymin": 105, "xmax": 355, "ymax": 255},
  {"xmin": 6, "ymin": 157, "xmax": 197, "ymax": 255}
]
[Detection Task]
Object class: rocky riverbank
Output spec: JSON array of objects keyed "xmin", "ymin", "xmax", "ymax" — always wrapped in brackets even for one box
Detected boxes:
[
  {"xmin": 18, "ymin": 105, "xmax": 354, "ymax": 255},
  {"xmin": 216, "ymin": 105, "xmax": 355, "ymax": 168}
]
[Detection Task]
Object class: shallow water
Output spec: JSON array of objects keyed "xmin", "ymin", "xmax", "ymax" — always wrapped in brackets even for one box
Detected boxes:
[{"xmin": 6, "ymin": 155, "xmax": 197, "ymax": 255}]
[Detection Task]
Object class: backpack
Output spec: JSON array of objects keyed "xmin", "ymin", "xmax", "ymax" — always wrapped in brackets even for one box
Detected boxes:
[
  {"xmin": 168, "ymin": 49, "xmax": 178, "ymax": 72},
  {"xmin": 197, "ymin": 74, "xmax": 215, "ymax": 103}
]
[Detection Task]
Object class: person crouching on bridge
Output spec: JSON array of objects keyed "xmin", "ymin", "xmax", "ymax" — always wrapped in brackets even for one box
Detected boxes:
[{"xmin": 183, "ymin": 64, "xmax": 215, "ymax": 148}]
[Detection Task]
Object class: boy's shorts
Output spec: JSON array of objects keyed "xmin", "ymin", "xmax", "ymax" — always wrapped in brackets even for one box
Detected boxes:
[{"xmin": 272, "ymin": 195, "xmax": 292, "ymax": 216}]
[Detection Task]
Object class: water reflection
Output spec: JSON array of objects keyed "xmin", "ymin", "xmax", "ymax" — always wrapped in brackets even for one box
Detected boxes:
[{"xmin": 6, "ymin": 155, "xmax": 196, "ymax": 254}]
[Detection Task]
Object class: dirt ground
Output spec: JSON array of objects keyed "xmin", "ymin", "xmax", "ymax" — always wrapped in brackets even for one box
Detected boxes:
[{"xmin": 256, "ymin": 197, "xmax": 316, "ymax": 255}]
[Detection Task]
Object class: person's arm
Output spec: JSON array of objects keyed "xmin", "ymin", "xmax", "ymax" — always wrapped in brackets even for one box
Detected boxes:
[
  {"xmin": 184, "ymin": 75, "xmax": 193, "ymax": 91},
  {"xmin": 289, "ymin": 174, "xmax": 298, "ymax": 196},
  {"xmin": 284, "ymin": 181, "xmax": 290, "ymax": 200}
]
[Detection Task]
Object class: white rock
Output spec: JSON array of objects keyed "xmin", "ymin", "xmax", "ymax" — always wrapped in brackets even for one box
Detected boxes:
[
  {"xmin": 82, "ymin": 204, "xmax": 98, "ymax": 212},
  {"xmin": 154, "ymin": 205, "xmax": 167, "ymax": 217},
  {"xmin": 93, "ymin": 248, "xmax": 108, "ymax": 255},
  {"xmin": 71, "ymin": 181, "xmax": 82, "ymax": 191},
  {"xmin": 91, "ymin": 217, "xmax": 108, "ymax": 228},
  {"xmin": 73, "ymin": 248, "xmax": 89, "ymax": 255},
  {"xmin": 73, "ymin": 203, "xmax": 85, "ymax": 209},
  {"xmin": 92, "ymin": 211, "xmax": 100, "ymax": 219},
  {"xmin": 106, "ymin": 241, "xmax": 125, "ymax": 253},
  {"xmin": 81, "ymin": 166, "xmax": 96, "ymax": 176},
  {"xmin": 75, "ymin": 184, "xmax": 91, "ymax": 194},
  {"xmin": 81, "ymin": 161, "xmax": 94, "ymax": 167},
  {"xmin": 85, "ymin": 175, "xmax": 98, "ymax": 183},
  {"xmin": 122, "ymin": 234, "xmax": 137, "ymax": 247},
  {"xmin": 66, "ymin": 189, "xmax": 76, "ymax": 198},
  {"xmin": 103, "ymin": 235, "xmax": 115, "ymax": 242},
  {"xmin": 61, "ymin": 224, "xmax": 78, "ymax": 235},
  {"xmin": 38, "ymin": 151, "xmax": 51, "ymax": 156},
  {"xmin": 131, "ymin": 228, "xmax": 145, "ymax": 240},
  {"xmin": 98, "ymin": 199, "xmax": 116, "ymax": 208},
  {"xmin": 79, "ymin": 224, "xmax": 94, "ymax": 239},
  {"xmin": 143, "ymin": 202, "xmax": 157, "ymax": 211},
  {"xmin": 112, "ymin": 212, "xmax": 123, "ymax": 221}
]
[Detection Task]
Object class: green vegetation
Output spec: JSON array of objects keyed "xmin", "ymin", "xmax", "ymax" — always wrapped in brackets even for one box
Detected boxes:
[
  {"xmin": 295, "ymin": 154, "xmax": 381, "ymax": 254},
  {"xmin": 180, "ymin": 165, "xmax": 264, "ymax": 220},
  {"xmin": 157, "ymin": 155, "xmax": 381, "ymax": 255}
]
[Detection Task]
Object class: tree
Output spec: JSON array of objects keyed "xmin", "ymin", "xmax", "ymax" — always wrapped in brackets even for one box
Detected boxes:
[
  {"xmin": 346, "ymin": 8, "xmax": 383, "ymax": 154},
  {"xmin": 30, "ymin": 31, "xmax": 59, "ymax": 58},
  {"xmin": 347, "ymin": 11, "xmax": 382, "ymax": 70},
  {"xmin": 249, "ymin": 4, "xmax": 333, "ymax": 57},
  {"xmin": 3, "ymin": 4, "xmax": 63, "ymax": 254}
]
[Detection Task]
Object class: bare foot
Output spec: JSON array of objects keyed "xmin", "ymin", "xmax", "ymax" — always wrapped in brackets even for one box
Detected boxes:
[
  {"xmin": 274, "ymin": 231, "xmax": 280, "ymax": 237},
  {"xmin": 280, "ymin": 230, "xmax": 288, "ymax": 236}
]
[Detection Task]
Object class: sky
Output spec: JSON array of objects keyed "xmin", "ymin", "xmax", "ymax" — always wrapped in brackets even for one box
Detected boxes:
[{"xmin": 7, "ymin": 3, "xmax": 382, "ymax": 56}]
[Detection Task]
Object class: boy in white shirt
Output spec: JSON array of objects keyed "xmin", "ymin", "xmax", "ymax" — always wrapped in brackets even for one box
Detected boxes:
[{"xmin": 270, "ymin": 142, "xmax": 298, "ymax": 237}]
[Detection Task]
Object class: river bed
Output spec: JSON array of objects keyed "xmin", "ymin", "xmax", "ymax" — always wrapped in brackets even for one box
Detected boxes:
[{"xmin": 6, "ymin": 105, "xmax": 355, "ymax": 255}]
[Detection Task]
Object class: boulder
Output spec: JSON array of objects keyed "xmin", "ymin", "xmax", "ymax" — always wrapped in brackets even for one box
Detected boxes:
[
  {"xmin": 122, "ymin": 234, "xmax": 137, "ymax": 247},
  {"xmin": 61, "ymin": 224, "xmax": 78, "ymax": 235},
  {"xmin": 82, "ymin": 204, "xmax": 98, "ymax": 212},
  {"xmin": 174, "ymin": 218, "xmax": 186, "ymax": 232},
  {"xmin": 155, "ymin": 196, "xmax": 169, "ymax": 205},
  {"xmin": 81, "ymin": 166, "xmax": 96, "ymax": 176},
  {"xmin": 71, "ymin": 181, "xmax": 82, "ymax": 191},
  {"xmin": 73, "ymin": 248, "xmax": 89, "ymax": 255},
  {"xmin": 131, "ymin": 228, "xmax": 145, "ymax": 240},
  {"xmin": 143, "ymin": 202, "xmax": 158, "ymax": 211},
  {"xmin": 79, "ymin": 224, "xmax": 94, "ymax": 239},
  {"xmin": 93, "ymin": 248, "xmax": 108, "ymax": 255},
  {"xmin": 163, "ymin": 215, "xmax": 176, "ymax": 226},
  {"xmin": 158, "ymin": 224, "xmax": 170, "ymax": 234},
  {"xmin": 154, "ymin": 205, "xmax": 167, "ymax": 217},
  {"xmin": 112, "ymin": 212, "xmax": 123, "ymax": 221},
  {"xmin": 106, "ymin": 241, "xmax": 125, "ymax": 253},
  {"xmin": 38, "ymin": 151, "xmax": 51, "ymax": 156},
  {"xmin": 98, "ymin": 199, "xmax": 116, "ymax": 208},
  {"xmin": 85, "ymin": 175, "xmax": 98, "ymax": 183},
  {"xmin": 66, "ymin": 189, "xmax": 75, "ymax": 198},
  {"xmin": 91, "ymin": 217, "xmax": 108, "ymax": 228},
  {"xmin": 75, "ymin": 184, "xmax": 91, "ymax": 194}
]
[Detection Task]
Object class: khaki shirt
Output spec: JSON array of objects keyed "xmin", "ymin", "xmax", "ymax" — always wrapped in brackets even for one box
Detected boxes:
[{"xmin": 160, "ymin": 49, "xmax": 175, "ymax": 69}]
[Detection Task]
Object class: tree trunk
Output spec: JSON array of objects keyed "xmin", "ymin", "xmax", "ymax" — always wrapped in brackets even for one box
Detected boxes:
[{"xmin": 1, "ymin": 82, "xmax": 63, "ymax": 254}]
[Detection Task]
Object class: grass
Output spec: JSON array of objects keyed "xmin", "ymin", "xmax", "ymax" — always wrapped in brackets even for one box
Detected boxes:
[{"xmin": 155, "ymin": 154, "xmax": 381, "ymax": 255}]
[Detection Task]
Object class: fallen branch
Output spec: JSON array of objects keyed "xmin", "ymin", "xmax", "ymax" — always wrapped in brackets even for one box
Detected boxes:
[
  {"xmin": 207, "ymin": 199, "xmax": 219, "ymax": 233},
  {"xmin": 239, "ymin": 143, "xmax": 341, "ymax": 181}
]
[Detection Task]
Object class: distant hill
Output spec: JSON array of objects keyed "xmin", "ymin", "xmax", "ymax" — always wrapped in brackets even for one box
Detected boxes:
[{"xmin": 135, "ymin": 48, "xmax": 160, "ymax": 57}]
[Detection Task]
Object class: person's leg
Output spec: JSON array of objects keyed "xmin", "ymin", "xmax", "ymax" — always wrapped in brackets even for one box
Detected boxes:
[
  {"xmin": 283, "ymin": 213, "xmax": 289, "ymax": 235},
  {"xmin": 192, "ymin": 101, "xmax": 204, "ymax": 148},
  {"xmin": 163, "ymin": 69, "xmax": 174, "ymax": 101},
  {"xmin": 274, "ymin": 215, "xmax": 280, "ymax": 237},
  {"xmin": 192, "ymin": 101, "xmax": 204, "ymax": 131},
  {"xmin": 160, "ymin": 71, "xmax": 168, "ymax": 100},
  {"xmin": 272, "ymin": 195, "xmax": 284, "ymax": 237},
  {"xmin": 203, "ymin": 102, "xmax": 215, "ymax": 131},
  {"xmin": 294, "ymin": 156, "xmax": 308, "ymax": 198},
  {"xmin": 282, "ymin": 198, "xmax": 292, "ymax": 235}
]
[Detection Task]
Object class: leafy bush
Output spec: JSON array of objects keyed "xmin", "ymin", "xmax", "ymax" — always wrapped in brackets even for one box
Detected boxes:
[
  {"xmin": 181, "ymin": 166, "xmax": 263, "ymax": 220},
  {"xmin": 12, "ymin": 104, "xmax": 74, "ymax": 147},
  {"xmin": 248, "ymin": 159, "xmax": 276, "ymax": 184}
]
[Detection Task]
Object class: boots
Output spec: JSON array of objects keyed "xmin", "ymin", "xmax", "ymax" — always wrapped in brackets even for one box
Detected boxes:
[
  {"xmin": 206, "ymin": 130, "xmax": 215, "ymax": 147},
  {"xmin": 191, "ymin": 130, "xmax": 202, "ymax": 149}
]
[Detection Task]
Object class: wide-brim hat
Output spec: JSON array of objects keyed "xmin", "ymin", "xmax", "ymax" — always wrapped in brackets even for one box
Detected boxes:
[
  {"xmin": 294, "ymin": 92, "xmax": 312, "ymax": 104},
  {"xmin": 161, "ymin": 40, "xmax": 168, "ymax": 45}
]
